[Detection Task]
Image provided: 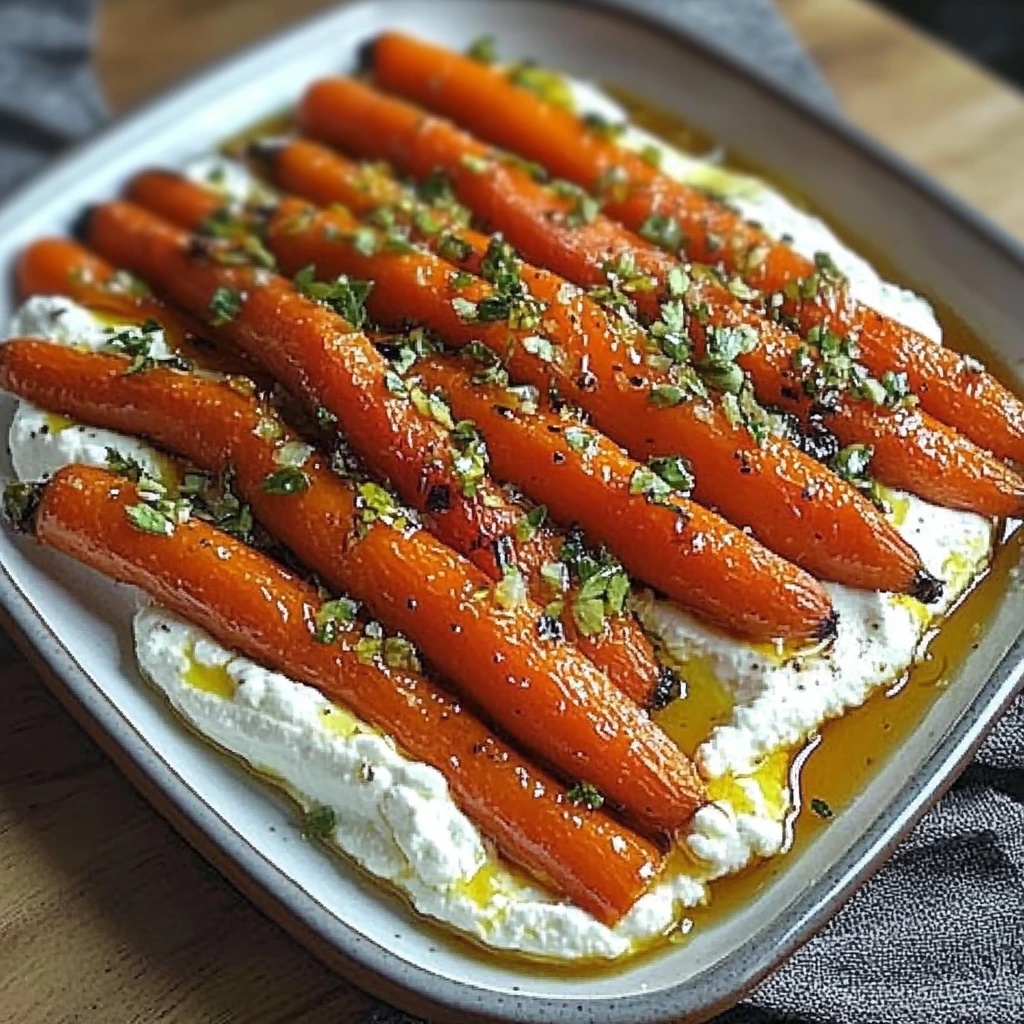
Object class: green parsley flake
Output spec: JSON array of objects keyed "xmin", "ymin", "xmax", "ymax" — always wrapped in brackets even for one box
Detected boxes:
[
  {"xmin": 293, "ymin": 265, "xmax": 373, "ymax": 329},
  {"xmin": 314, "ymin": 597, "xmax": 359, "ymax": 644},
  {"xmin": 302, "ymin": 805, "xmax": 337, "ymax": 838},
  {"xmin": 208, "ymin": 286, "xmax": 243, "ymax": 326},
  {"xmin": 515, "ymin": 505, "xmax": 548, "ymax": 542},
  {"xmin": 261, "ymin": 466, "xmax": 310, "ymax": 495},
  {"xmin": 566, "ymin": 781, "xmax": 604, "ymax": 810}
]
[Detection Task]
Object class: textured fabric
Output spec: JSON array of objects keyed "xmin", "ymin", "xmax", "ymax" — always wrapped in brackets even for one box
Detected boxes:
[
  {"xmin": 0, "ymin": 0, "xmax": 107, "ymax": 196},
  {"xmin": 0, "ymin": 2, "xmax": 1020, "ymax": 1022}
]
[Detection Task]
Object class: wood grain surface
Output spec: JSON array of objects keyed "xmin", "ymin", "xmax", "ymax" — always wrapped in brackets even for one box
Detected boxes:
[{"xmin": 3, "ymin": 2, "xmax": 1023, "ymax": 1021}]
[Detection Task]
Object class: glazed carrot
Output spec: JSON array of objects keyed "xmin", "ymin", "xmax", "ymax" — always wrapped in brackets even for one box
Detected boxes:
[
  {"xmin": 411, "ymin": 351, "xmax": 834, "ymax": 641},
  {"xmin": 250, "ymin": 194, "xmax": 931, "ymax": 597},
  {"xmin": 104, "ymin": 189, "xmax": 666, "ymax": 705},
  {"xmin": 368, "ymin": 33, "xmax": 1024, "ymax": 463},
  {"xmin": 1, "ymin": 337, "xmax": 702, "ymax": 831},
  {"xmin": 126, "ymin": 168, "xmax": 839, "ymax": 640},
  {"xmin": 19, "ymin": 464, "xmax": 662, "ymax": 923},
  {"xmin": 16, "ymin": 237, "xmax": 251, "ymax": 376},
  {"xmin": 293, "ymin": 83, "xmax": 1024, "ymax": 519}
]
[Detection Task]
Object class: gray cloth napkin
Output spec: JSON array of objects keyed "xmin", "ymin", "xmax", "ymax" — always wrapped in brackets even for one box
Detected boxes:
[{"xmin": 1, "ymin": 1, "xmax": 1020, "ymax": 1022}]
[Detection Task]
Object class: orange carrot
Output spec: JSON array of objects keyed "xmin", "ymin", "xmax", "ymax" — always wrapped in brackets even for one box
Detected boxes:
[
  {"xmin": 19, "ymin": 463, "xmax": 662, "ymax": 923},
  {"xmin": 2, "ymin": 336, "xmax": 703, "ymax": 831},
  {"xmin": 412, "ymin": 351, "xmax": 835, "ymax": 641},
  {"xmin": 293, "ymin": 81, "xmax": 1024, "ymax": 520},
  {"xmin": 107, "ymin": 187, "xmax": 666, "ymax": 705},
  {"xmin": 368, "ymin": 33, "xmax": 1024, "ymax": 463},
  {"xmin": 252, "ymin": 193, "xmax": 933, "ymax": 597},
  {"xmin": 126, "ymin": 167, "xmax": 840, "ymax": 642},
  {"xmin": 16, "ymin": 237, "xmax": 251, "ymax": 376}
]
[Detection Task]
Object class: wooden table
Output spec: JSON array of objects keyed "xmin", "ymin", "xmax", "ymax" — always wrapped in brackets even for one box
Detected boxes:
[{"xmin": 3, "ymin": 2, "xmax": 1023, "ymax": 1021}]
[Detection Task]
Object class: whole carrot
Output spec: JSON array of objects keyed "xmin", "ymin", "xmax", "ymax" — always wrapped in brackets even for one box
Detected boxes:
[
  {"xmin": 104, "ymin": 188, "xmax": 666, "ymax": 705},
  {"xmin": 1, "ymin": 338, "xmax": 702, "ymax": 832},
  {"xmin": 368, "ymin": 32, "xmax": 1024, "ymax": 463},
  {"xmin": 251, "ymin": 194, "xmax": 933, "ymax": 597},
  {"xmin": 16, "ymin": 236, "xmax": 251, "ymax": 377},
  {"xmin": 292, "ymin": 82, "xmax": 1024, "ymax": 520},
  {"xmin": 14, "ymin": 463, "xmax": 662, "ymax": 924}
]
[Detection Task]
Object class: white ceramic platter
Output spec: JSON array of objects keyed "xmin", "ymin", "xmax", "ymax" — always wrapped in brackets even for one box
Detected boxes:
[{"xmin": 1, "ymin": 2, "xmax": 1022, "ymax": 1021}]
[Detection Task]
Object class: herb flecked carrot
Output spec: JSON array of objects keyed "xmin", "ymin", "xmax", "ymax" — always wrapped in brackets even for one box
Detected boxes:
[
  {"xmin": 410, "ymin": 350, "xmax": 835, "ymax": 641},
  {"xmin": 13, "ymin": 463, "xmax": 663, "ymax": 923},
  {"xmin": 367, "ymin": 32, "xmax": 1024, "ymax": 463},
  {"xmin": 1, "ymin": 337, "xmax": 703, "ymax": 831},
  {"xmin": 126, "ymin": 167, "xmax": 838, "ymax": 640},
  {"xmin": 292, "ymin": 81, "xmax": 1024, "ymax": 520},
  {"xmin": 245, "ymin": 192, "xmax": 933, "ymax": 597},
  {"xmin": 98, "ymin": 190, "xmax": 666, "ymax": 705}
]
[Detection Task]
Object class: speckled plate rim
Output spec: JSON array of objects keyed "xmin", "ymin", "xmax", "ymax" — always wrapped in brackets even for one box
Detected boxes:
[{"xmin": 0, "ymin": 2, "xmax": 1022, "ymax": 1022}]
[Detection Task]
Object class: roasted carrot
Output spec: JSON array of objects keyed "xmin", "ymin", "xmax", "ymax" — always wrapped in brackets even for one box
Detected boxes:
[
  {"xmin": 293, "ymin": 82, "xmax": 1024, "ymax": 519},
  {"xmin": 2, "ymin": 336, "xmax": 703, "ymax": 829},
  {"xmin": 247, "ymin": 193, "xmax": 932, "ymax": 597},
  {"xmin": 411, "ymin": 351, "xmax": 834, "ymax": 640},
  {"xmin": 16, "ymin": 237, "xmax": 251, "ymax": 376},
  {"xmin": 18, "ymin": 463, "xmax": 662, "ymax": 923},
  {"xmin": 106, "ymin": 188, "xmax": 666, "ymax": 704},
  {"xmin": 368, "ymin": 33, "xmax": 1024, "ymax": 463}
]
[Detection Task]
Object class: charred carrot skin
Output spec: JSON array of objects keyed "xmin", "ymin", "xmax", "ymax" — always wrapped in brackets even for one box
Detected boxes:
[
  {"xmin": 256, "ymin": 195, "xmax": 930, "ymax": 598},
  {"xmin": 1, "ymin": 336, "xmax": 702, "ymax": 831},
  {"xmin": 111, "ymin": 185, "xmax": 665, "ymax": 707},
  {"xmin": 368, "ymin": 33, "xmax": 1024, "ymax": 464},
  {"xmin": 411, "ymin": 352, "xmax": 835, "ymax": 641},
  {"xmin": 25, "ymin": 464, "xmax": 662, "ymax": 924},
  {"xmin": 291, "ymin": 85, "xmax": 1024, "ymax": 520}
]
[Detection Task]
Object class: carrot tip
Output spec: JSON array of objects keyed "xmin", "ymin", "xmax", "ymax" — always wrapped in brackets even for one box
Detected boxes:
[
  {"xmin": 815, "ymin": 608, "xmax": 841, "ymax": 642},
  {"xmin": 246, "ymin": 136, "xmax": 289, "ymax": 169},
  {"xmin": 912, "ymin": 569, "xmax": 945, "ymax": 605},
  {"xmin": 70, "ymin": 203, "xmax": 100, "ymax": 243}
]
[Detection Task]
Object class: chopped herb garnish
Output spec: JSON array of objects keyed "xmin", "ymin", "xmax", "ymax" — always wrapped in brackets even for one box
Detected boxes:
[
  {"xmin": 582, "ymin": 112, "xmax": 625, "ymax": 139},
  {"xmin": 551, "ymin": 179, "xmax": 599, "ymax": 227},
  {"xmin": 260, "ymin": 466, "xmax": 310, "ymax": 495},
  {"xmin": 208, "ymin": 286, "xmax": 243, "ymax": 326},
  {"xmin": 466, "ymin": 35, "xmax": 498, "ymax": 63},
  {"xmin": 638, "ymin": 213, "xmax": 683, "ymax": 252},
  {"xmin": 639, "ymin": 143, "xmax": 663, "ymax": 168},
  {"xmin": 293, "ymin": 265, "xmax": 372, "ymax": 328},
  {"xmin": 506, "ymin": 61, "xmax": 574, "ymax": 109},
  {"xmin": 302, "ymin": 805, "xmax": 337, "ymax": 838},
  {"xmin": 648, "ymin": 454, "xmax": 695, "ymax": 495},
  {"xmin": 832, "ymin": 443, "xmax": 874, "ymax": 484},
  {"xmin": 460, "ymin": 153, "xmax": 492, "ymax": 174},
  {"xmin": 650, "ymin": 383, "xmax": 687, "ymax": 408},
  {"xmin": 515, "ymin": 504, "xmax": 548, "ymax": 542},
  {"xmin": 2, "ymin": 481, "xmax": 43, "ymax": 533},
  {"xmin": 105, "ymin": 447, "xmax": 145, "ymax": 483},
  {"xmin": 494, "ymin": 564, "xmax": 527, "ymax": 610},
  {"xmin": 564, "ymin": 426, "xmax": 597, "ymax": 455},
  {"xmin": 125, "ymin": 502, "xmax": 176, "ymax": 536},
  {"xmin": 314, "ymin": 597, "xmax": 359, "ymax": 644},
  {"xmin": 566, "ymin": 781, "xmax": 604, "ymax": 810},
  {"xmin": 437, "ymin": 231, "xmax": 473, "ymax": 263}
]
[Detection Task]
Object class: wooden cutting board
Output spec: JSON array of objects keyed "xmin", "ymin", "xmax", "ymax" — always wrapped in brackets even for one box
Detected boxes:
[{"xmin": 2, "ymin": 2, "xmax": 1023, "ymax": 1021}]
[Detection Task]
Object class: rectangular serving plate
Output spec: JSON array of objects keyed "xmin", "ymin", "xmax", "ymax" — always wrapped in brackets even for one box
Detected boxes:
[{"xmin": 1, "ymin": 2, "xmax": 1023, "ymax": 1021}]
